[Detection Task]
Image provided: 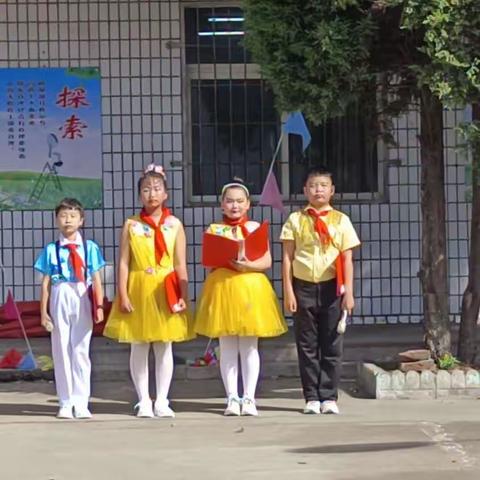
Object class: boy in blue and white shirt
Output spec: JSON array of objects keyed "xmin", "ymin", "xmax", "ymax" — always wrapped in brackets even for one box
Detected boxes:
[{"xmin": 34, "ymin": 198, "xmax": 105, "ymax": 419}]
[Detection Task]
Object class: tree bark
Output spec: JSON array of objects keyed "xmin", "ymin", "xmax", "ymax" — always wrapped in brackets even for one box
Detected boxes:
[
  {"xmin": 458, "ymin": 102, "xmax": 480, "ymax": 365},
  {"xmin": 419, "ymin": 86, "xmax": 451, "ymax": 359}
]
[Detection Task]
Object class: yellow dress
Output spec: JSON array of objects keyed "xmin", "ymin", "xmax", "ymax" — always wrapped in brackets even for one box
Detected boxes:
[
  {"xmin": 104, "ymin": 215, "xmax": 194, "ymax": 343},
  {"xmin": 194, "ymin": 222, "xmax": 287, "ymax": 338}
]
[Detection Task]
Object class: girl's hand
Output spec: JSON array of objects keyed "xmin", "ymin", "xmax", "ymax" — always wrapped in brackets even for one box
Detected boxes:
[
  {"xmin": 230, "ymin": 259, "xmax": 255, "ymax": 272},
  {"xmin": 341, "ymin": 292, "xmax": 355, "ymax": 315},
  {"xmin": 175, "ymin": 298, "xmax": 187, "ymax": 312},
  {"xmin": 95, "ymin": 308, "xmax": 104, "ymax": 324},
  {"xmin": 120, "ymin": 296, "xmax": 134, "ymax": 313},
  {"xmin": 284, "ymin": 290, "xmax": 297, "ymax": 313}
]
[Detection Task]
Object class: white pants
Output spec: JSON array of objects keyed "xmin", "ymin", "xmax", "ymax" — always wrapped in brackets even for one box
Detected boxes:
[
  {"xmin": 219, "ymin": 336, "xmax": 260, "ymax": 400},
  {"xmin": 129, "ymin": 342, "xmax": 174, "ymax": 405},
  {"xmin": 50, "ymin": 283, "xmax": 93, "ymax": 409}
]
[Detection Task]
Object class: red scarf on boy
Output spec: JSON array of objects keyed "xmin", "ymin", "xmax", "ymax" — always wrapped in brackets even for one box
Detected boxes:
[
  {"xmin": 306, "ymin": 208, "xmax": 345, "ymax": 296},
  {"xmin": 64, "ymin": 243, "xmax": 85, "ymax": 282},
  {"xmin": 140, "ymin": 207, "xmax": 171, "ymax": 264}
]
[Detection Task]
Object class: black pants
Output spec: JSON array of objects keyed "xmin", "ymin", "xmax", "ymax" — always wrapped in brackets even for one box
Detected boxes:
[{"xmin": 293, "ymin": 277, "xmax": 343, "ymax": 402}]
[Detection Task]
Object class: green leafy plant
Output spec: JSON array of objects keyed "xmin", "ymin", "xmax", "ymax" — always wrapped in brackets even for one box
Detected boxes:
[{"xmin": 437, "ymin": 353, "xmax": 461, "ymax": 370}]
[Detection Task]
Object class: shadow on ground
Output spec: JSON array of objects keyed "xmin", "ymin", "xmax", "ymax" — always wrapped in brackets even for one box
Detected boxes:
[{"xmin": 288, "ymin": 441, "xmax": 435, "ymax": 454}]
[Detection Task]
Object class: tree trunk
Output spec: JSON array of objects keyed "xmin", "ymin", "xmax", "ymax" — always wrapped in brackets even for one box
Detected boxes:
[
  {"xmin": 419, "ymin": 86, "xmax": 451, "ymax": 359},
  {"xmin": 458, "ymin": 102, "xmax": 480, "ymax": 365}
]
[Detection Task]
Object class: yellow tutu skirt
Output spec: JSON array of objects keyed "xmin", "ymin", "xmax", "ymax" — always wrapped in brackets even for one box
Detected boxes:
[
  {"xmin": 194, "ymin": 268, "xmax": 287, "ymax": 338},
  {"xmin": 104, "ymin": 269, "xmax": 195, "ymax": 343}
]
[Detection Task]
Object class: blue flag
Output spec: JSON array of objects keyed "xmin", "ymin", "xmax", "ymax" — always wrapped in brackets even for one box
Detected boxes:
[
  {"xmin": 18, "ymin": 352, "xmax": 37, "ymax": 370},
  {"xmin": 283, "ymin": 112, "xmax": 311, "ymax": 152}
]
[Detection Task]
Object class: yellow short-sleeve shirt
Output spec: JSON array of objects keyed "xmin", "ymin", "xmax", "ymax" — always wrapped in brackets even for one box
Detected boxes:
[{"xmin": 280, "ymin": 206, "xmax": 360, "ymax": 283}]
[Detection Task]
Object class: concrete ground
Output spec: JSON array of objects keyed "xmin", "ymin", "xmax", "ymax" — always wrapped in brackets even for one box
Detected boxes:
[{"xmin": 0, "ymin": 378, "xmax": 479, "ymax": 480}]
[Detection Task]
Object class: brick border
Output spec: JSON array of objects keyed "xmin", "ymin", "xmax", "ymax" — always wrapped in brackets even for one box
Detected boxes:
[{"xmin": 357, "ymin": 363, "xmax": 480, "ymax": 399}]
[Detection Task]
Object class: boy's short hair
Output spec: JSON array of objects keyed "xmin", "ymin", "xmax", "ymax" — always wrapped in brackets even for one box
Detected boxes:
[
  {"xmin": 55, "ymin": 198, "xmax": 85, "ymax": 217},
  {"xmin": 303, "ymin": 165, "xmax": 335, "ymax": 185}
]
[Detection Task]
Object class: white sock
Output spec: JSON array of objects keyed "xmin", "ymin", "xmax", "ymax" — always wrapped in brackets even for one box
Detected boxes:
[
  {"xmin": 153, "ymin": 341, "xmax": 174, "ymax": 403},
  {"xmin": 239, "ymin": 336, "xmax": 260, "ymax": 400},
  {"xmin": 219, "ymin": 336, "xmax": 239, "ymax": 398},
  {"xmin": 130, "ymin": 343, "xmax": 151, "ymax": 404}
]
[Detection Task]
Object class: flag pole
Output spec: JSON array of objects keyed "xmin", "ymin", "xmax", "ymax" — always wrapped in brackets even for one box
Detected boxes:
[
  {"xmin": 203, "ymin": 337, "xmax": 212, "ymax": 357},
  {"xmin": 266, "ymin": 133, "xmax": 284, "ymax": 176},
  {"xmin": 7, "ymin": 289, "xmax": 37, "ymax": 368}
]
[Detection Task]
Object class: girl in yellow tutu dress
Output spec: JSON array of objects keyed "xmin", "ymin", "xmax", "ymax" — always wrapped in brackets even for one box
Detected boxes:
[
  {"xmin": 104, "ymin": 164, "xmax": 193, "ymax": 418},
  {"xmin": 195, "ymin": 178, "xmax": 287, "ymax": 416}
]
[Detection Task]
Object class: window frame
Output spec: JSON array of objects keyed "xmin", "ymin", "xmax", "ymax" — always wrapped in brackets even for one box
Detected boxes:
[{"xmin": 180, "ymin": 2, "xmax": 388, "ymax": 206}]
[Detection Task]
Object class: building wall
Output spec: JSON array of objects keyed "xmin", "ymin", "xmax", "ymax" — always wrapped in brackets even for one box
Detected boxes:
[{"xmin": 0, "ymin": 0, "xmax": 471, "ymax": 324}]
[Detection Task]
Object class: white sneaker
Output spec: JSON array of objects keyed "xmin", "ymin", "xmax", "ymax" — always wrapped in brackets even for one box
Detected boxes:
[
  {"xmin": 57, "ymin": 406, "xmax": 74, "ymax": 419},
  {"xmin": 224, "ymin": 396, "xmax": 241, "ymax": 416},
  {"xmin": 134, "ymin": 401, "xmax": 154, "ymax": 418},
  {"xmin": 321, "ymin": 400, "xmax": 340, "ymax": 414},
  {"xmin": 74, "ymin": 407, "xmax": 92, "ymax": 419},
  {"xmin": 303, "ymin": 400, "xmax": 321, "ymax": 415},
  {"xmin": 241, "ymin": 397, "xmax": 258, "ymax": 416},
  {"xmin": 154, "ymin": 400, "xmax": 175, "ymax": 418}
]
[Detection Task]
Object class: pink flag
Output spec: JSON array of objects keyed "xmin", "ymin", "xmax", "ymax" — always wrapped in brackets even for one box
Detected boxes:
[
  {"xmin": 4, "ymin": 290, "xmax": 20, "ymax": 320},
  {"xmin": 259, "ymin": 170, "xmax": 286, "ymax": 215}
]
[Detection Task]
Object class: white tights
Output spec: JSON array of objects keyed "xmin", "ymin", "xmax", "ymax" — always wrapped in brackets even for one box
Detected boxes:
[
  {"xmin": 219, "ymin": 336, "xmax": 260, "ymax": 400},
  {"xmin": 129, "ymin": 342, "xmax": 173, "ymax": 405}
]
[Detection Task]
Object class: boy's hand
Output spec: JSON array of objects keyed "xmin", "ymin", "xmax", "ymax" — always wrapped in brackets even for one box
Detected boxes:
[
  {"xmin": 284, "ymin": 290, "xmax": 297, "ymax": 313},
  {"xmin": 41, "ymin": 313, "xmax": 53, "ymax": 332},
  {"xmin": 341, "ymin": 292, "xmax": 355, "ymax": 315},
  {"xmin": 120, "ymin": 295, "xmax": 134, "ymax": 313},
  {"xmin": 94, "ymin": 308, "xmax": 104, "ymax": 324}
]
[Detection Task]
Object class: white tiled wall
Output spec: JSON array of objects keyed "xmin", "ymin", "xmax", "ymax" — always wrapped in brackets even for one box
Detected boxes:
[{"xmin": 0, "ymin": 0, "xmax": 470, "ymax": 325}]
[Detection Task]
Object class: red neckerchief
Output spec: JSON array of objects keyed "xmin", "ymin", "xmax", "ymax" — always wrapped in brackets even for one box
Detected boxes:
[
  {"xmin": 222, "ymin": 215, "xmax": 250, "ymax": 239},
  {"xmin": 140, "ymin": 207, "xmax": 171, "ymax": 264},
  {"xmin": 64, "ymin": 243, "xmax": 85, "ymax": 282},
  {"xmin": 305, "ymin": 207, "xmax": 345, "ymax": 296},
  {"xmin": 306, "ymin": 208, "xmax": 331, "ymax": 245}
]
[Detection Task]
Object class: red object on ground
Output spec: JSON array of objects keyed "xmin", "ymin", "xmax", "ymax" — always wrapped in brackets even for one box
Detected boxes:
[
  {"xmin": 0, "ymin": 300, "xmax": 111, "ymax": 338},
  {"xmin": 0, "ymin": 348, "xmax": 24, "ymax": 368}
]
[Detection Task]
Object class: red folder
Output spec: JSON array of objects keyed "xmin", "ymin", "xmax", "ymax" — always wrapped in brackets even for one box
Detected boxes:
[
  {"xmin": 164, "ymin": 270, "xmax": 183, "ymax": 313},
  {"xmin": 88, "ymin": 285, "xmax": 101, "ymax": 323},
  {"xmin": 244, "ymin": 221, "xmax": 270, "ymax": 261},
  {"xmin": 202, "ymin": 222, "xmax": 270, "ymax": 268}
]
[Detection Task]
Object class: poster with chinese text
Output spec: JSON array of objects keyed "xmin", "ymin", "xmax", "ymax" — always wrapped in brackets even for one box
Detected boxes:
[{"xmin": 0, "ymin": 67, "xmax": 102, "ymax": 210}]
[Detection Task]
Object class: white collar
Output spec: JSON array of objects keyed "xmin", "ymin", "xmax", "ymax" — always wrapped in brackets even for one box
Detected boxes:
[{"xmin": 59, "ymin": 232, "xmax": 83, "ymax": 247}]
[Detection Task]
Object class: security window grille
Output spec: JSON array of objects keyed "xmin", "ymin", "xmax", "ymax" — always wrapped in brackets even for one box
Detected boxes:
[
  {"xmin": 289, "ymin": 103, "xmax": 379, "ymax": 196},
  {"xmin": 185, "ymin": 6, "xmax": 250, "ymax": 64},
  {"xmin": 183, "ymin": 5, "xmax": 382, "ymax": 202},
  {"xmin": 191, "ymin": 79, "xmax": 279, "ymax": 195}
]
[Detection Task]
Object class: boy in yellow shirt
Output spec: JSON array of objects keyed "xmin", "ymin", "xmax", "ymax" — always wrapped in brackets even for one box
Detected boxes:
[{"xmin": 280, "ymin": 166, "xmax": 360, "ymax": 414}]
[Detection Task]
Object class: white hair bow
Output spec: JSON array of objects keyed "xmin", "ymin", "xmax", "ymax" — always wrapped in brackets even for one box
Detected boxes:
[{"xmin": 144, "ymin": 163, "xmax": 166, "ymax": 178}]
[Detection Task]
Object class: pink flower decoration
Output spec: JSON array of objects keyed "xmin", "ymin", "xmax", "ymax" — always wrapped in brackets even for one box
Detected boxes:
[
  {"xmin": 144, "ymin": 163, "xmax": 166, "ymax": 178},
  {"xmin": 164, "ymin": 216, "xmax": 177, "ymax": 228}
]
